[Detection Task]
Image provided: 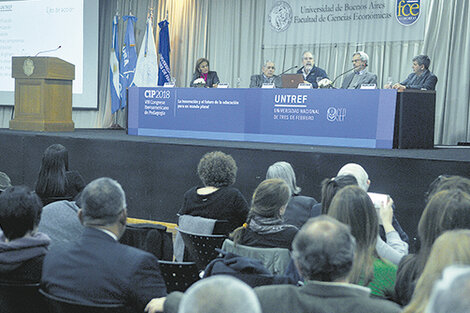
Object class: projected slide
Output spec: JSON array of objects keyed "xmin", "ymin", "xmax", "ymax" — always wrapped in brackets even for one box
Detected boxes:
[{"xmin": 0, "ymin": 0, "xmax": 98, "ymax": 108}]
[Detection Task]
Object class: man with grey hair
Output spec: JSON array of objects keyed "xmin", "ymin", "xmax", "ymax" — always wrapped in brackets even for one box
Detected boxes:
[
  {"xmin": 41, "ymin": 177, "xmax": 166, "ymax": 311},
  {"xmin": 426, "ymin": 265, "xmax": 470, "ymax": 313},
  {"xmin": 250, "ymin": 60, "xmax": 282, "ymax": 88},
  {"xmin": 391, "ymin": 55, "xmax": 438, "ymax": 91},
  {"xmin": 341, "ymin": 51, "xmax": 377, "ymax": 89},
  {"xmin": 145, "ymin": 275, "xmax": 262, "ymax": 313},
  {"xmin": 253, "ymin": 216, "xmax": 401, "ymax": 313},
  {"xmin": 296, "ymin": 51, "xmax": 328, "ymax": 88}
]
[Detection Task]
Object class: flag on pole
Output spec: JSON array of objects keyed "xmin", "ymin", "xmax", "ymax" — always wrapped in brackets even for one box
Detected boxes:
[
  {"xmin": 157, "ymin": 20, "xmax": 171, "ymax": 86},
  {"xmin": 120, "ymin": 15, "xmax": 138, "ymax": 109},
  {"xmin": 133, "ymin": 17, "xmax": 158, "ymax": 87},
  {"xmin": 110, "ymin": 15, "xmax": 121, "ymax": 114}
]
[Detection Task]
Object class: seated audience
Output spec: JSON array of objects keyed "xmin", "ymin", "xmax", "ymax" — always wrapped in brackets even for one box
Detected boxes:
[
  {"xmin": 0, "ymin": 186, "xmax": 50, "ymax": 283},
  {"xmin": 389, "ymin": 55, "xmax": 438, "ymax": 91},
  {"xmin": 403, "ymin": 230, "xmax": 470, "ymax": 313},
  {"xmin": 190, "ymin": 58, "xmax": 219, "ymax": 88},
  {"xmin": 341, "ymin": 51, "xmax": 377, "ymax": 89},
  {"xmin": 230, "ymin": 178, "xmax": 298, "ymax": 250},
  {"xmin": 145, "ymin": 275, "xmax": 262, "ymax": 313},
  {"xmin": 328, "ymin": 185, "xmax": 397, "ymax": 297},
  {"xmin": 425, "ymin": 265, "xmax": 470, "ymax": 313},
  {"xmin": 41, "ymin": 177, "xmax": 166, "ymax": 311},
  {"xmin": 337, "ymin": 163, "xmax": 409, "ymax": 263},
  {"xmin": 250, "ymin": 61, "xmax": 281, "ymax": 88},
  {"xmin": 0, "ymin": 171, "xmax": 12, "ymax": 193},
  {"xmin": 145, "ymin": 216, "xmax": 401, "ymax": 313},
  {"xmin": 266, "ymin": 161, "xmax": 317, "ymax": 228},
  {"xmin": 37, "ymin": 200, "xmax": 83, "ymax": 250},
  {"xmin": 395, "ymin": 188, "xmax": 470, "ymax": 306},
  {"xmin": 35, "ymin": 144, "xmax": 85, "ymax": 205},
  {"xmin": 179, "ymin": 151, "xmax": 248, "ymax": 232}
]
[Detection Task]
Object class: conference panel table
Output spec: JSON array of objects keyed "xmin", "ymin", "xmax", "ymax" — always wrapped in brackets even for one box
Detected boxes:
[{"xmin": 128, "ymin": 87, "xmax": 435, "ymax": 149}]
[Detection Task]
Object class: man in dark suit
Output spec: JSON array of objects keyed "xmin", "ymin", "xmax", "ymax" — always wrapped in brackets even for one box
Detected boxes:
[
  {"xmin": 249, "ymin": 61, "xmax": 281, "ymax": 88},
  {"xmin": 149, "ymin": 216, "xmax": 401, "ymax": 313},
  {"xmin": 41, "ymin": 177, "xmax": 166, "ymax": 311},
  {"xmin": 296, "ymin": 51, "xmax": 328, "ymax": 88},
  {"xmin": 391, "ymin": 55, "xmax": 438, "ymax": 91},
  {"xmin": 341, "ymin": 51, "xmax": 377, "ymax": 89}
]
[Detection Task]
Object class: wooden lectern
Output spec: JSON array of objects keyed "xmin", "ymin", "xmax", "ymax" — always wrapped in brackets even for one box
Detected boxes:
[{"xmin": 9, "ymin": 57, "xmax": 75, "ymax": 132}]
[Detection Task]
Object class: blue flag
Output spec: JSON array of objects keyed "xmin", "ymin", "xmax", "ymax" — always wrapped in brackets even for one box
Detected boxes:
[
  {"xmin": 110, "ymin": 15, "xmax": 121, "ymax": 114},
  {"xmin": 120, "ymin": 15, "xmax": 138, "ymax": 109},
  {"xmin": 157, "ymin": 20, "xmax": 171, "ymax": 86}
]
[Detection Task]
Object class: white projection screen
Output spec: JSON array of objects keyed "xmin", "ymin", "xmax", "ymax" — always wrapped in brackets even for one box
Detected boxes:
[{"xmin": 0, "ymin": 0, "xmax": 99, "ymax": 109}]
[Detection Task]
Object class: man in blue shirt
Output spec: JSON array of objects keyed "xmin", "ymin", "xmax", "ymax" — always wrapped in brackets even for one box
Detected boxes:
[
  {"xmin": 391, "ymin": 55, "xmax": 438, "ymax": 91},
  {"xmin": 297, "ymin": 51, "xmax": 328, "ymax": 88}
]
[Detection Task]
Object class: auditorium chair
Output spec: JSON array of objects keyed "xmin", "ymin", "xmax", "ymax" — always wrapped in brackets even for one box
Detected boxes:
[
  {"xmin": 221, "ymin": 239, "xmax": 291, "ymax": 275},
  {"xmin": 0, "ymin": 281, "xmax": 47, "ymax": 313},
  {"xmin": 176, "ymin": 227, "xmax": 227, "ymax": 271},
  {"xmin": 39, "ymin": 289, "xmax": 128, "ymax": 313},
  {"xmin": 119, "ymin": 223, "xmax": 173, "ymax": 260},
  {"xmin": 158, "ymin": 260, "xmax": 200, "ymax": 293}
]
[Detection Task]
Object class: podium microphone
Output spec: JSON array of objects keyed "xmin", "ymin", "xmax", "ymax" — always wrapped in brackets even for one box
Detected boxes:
[
  {"xmin": 330, "ymin": 67, "xmax": 356, "ymax": 87},
  {"xmin": 34, "ymin": 45, "xmax": 62, "ymax": 57},
  {"xmin": 279, "ymin": 65, "xmax": 298, "ymax": 76}
]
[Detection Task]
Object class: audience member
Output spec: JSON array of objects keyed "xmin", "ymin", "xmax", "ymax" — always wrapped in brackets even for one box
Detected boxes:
[
  {"xmin": 311, "ymin": 174, "xmax": 358, "ymax": 216},
  {"xmin": 230, "ymin": 178, "xmax": 298, "ymax": 250},
  {"xmin": 390, "ymin": 55, "xmax": 438, "ymax": 91},
  {"xmin": 341, "ymin": 51, "xmax": 377, "ymax": 89},
  {"xmin": 425, "ymin": 265, "xmax": 470, "ymax": 313},
  {"xmin": 41, "ymin": 177, "xmax": 166, "ymax": 311},
  {"xmin": 179, "ymin": 151, "xmax": 248, "ymax": 232},
  {"xmin": 328, "ymin": 185, "xmax": 397, "ymax": 297},
  {"xmin": 37, "ymin": 200, "xmax": 83, "ymax": 250},
  {"xmin": 35, "ymin": 144, "xmax": 85, "ymax": 205},
  {"xmin": 266, "ymin": 161, "xmax": 317, "ymax": 228},
  {"xmin": 403, "ymin": 230, "xmax": 470, "ymax": 313},
  {"xmin": 190, "ymin": 58, "xmax": 219, "ymax": 88},
  {"xmin": 0, "ymin": 171, "xmax": 11, "ymax": 193},
  {"xmin": 250, "ymin": 61, "xmax": 281, "ymax": 88},
  {"xmin": 296, "ymin": 51, "xmax": 328, "ymax": 88},
  {"xmin": 424, "ymin": 175, "xmax": 470, "ymax": 204},
  {"xmin": 0, "ymin": 186, "xmax": 50, "ymax": 282},
  {"xmin": 145, "ymin": 275, "xmax": 262, "ymax": 313},
  {"xmin": 395, "ymin": 188, "xmax": 470, "ymax": 305}
]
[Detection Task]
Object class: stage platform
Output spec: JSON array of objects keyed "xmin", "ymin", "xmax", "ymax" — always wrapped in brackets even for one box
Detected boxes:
[{"xmin": 1, "ymin": 128, "xmax": 470, "ymax": 249}]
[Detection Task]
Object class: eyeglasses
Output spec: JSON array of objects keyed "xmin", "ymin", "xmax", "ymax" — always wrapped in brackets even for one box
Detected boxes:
[{"xmin": 266, "ymin": 66, "xmax": 275, "ymax": 70}]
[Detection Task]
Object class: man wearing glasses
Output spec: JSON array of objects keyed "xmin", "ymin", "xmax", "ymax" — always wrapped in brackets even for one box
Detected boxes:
[
  {"xmin": 250, "ymin": 61, "xmax": 282, "ymax": 88},
  {"xmin": 341, "ymin": 51, "xmax": 377, "ymax": 89},
  {"xmin": 296, "ymin": 51, "xmax": 329, "ymax": 88}
]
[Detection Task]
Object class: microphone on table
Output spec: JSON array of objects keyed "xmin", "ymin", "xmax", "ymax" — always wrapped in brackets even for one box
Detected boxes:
[
  {"xmin": 34, "ymin": 45, "xmax": 62, "ymax": 57},
  {"xmin": 278, "ymin": 65, "xmax": 298, "ymax": 76},
  {"xmin": 329, "ymin": 66, "xmax": 358, "ymax": 88}
]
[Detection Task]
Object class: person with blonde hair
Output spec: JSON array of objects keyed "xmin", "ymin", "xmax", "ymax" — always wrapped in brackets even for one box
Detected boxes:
[{"xmin": 403, "ymin": 230, "xmax": 470, "ymax": 313}]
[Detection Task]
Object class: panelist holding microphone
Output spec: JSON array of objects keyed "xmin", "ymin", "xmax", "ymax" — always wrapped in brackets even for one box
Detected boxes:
[
  {"xmin": 250, "ymin": 61, "xmax": 282, "ymax": 88},
  {"xmin": 341, "ymin": 51, "xmax": 377, "ymax": 89},
  {"xmin": 297, "ymin": 51, "xmax": 328, "ymax": 88},
  {"xmin": 190, "ymin": 58, "xmax": 220, "ymax": 88}
]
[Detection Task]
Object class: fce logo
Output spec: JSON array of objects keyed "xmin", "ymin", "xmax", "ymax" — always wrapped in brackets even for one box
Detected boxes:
[{"xmin": 396, "ymin": 0, "xmax": 421, "ymax": 26}]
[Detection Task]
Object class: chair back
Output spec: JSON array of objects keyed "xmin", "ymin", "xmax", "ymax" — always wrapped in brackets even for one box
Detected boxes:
[
  {"xmin": 221, "ymin": 239, "xmax": 291, "ymax": 275},
  {"xmin": 176, "ymin": 227, "xmax": 226, "ymax": 271},
  {"xmin": 158, "ymin": 260, "xmax": 200, "ymax": 293},
  {"xmin": 39, "ymin": 289, "xmax": 128, "ymax": 313},
  {"xmin": 120, "ymin": 223, "xmax": 173, "ymax": 260},
  {"xmin": 0, "ymin": 281, "xmax": 47, "ymax": 313},
  {"xmin": 212, "ymin": 219, "xmax": 231, "ymax": 235}
]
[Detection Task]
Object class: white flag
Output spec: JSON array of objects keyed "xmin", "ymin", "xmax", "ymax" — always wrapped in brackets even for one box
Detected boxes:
[{"xmin": 133, "ymin": 17, "xmax": 158, "ymax": 87}]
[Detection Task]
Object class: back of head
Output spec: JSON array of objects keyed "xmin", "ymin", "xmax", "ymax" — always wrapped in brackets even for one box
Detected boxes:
[
  {"xmin": 36, "ymin": 144, "xmax": 69, "ymax": 196},
  {"xmin": 250, "ymin": 178, "xmax": 290, "ymax": 218},
  {"xmin": 197, "ymin": 151, "xmax": 237, "ymax": 187},
  {"xmin": 328, "ymin": 185, "xmax": 378, "ymax": 284},
  {"xmin": 80, "ymin": 177, "xmax": 126, "ymax": 226},
  {"xmin": 425, "ymin": 265, "xmax": 470, "ymax": 313},
  {"xmin": 405, "ymin": 230, "xmax": 470, "ymax": 313},
  {"xmin": 418, "ymin": 189, "xmax": 470, "ymax": 260},
  {"xmin": 320, "ymin": 174, "xmax": 358, "ymax": 214},
  {"xmin": 178, "ymin": 275, "xmax": 262, "ymax": 313},
  {"xmin": 292, "ymin": 215, "xmax": 355, "ymax": 282},
  {"xmin": 266, "ymin": 161, "xmax": 300, "ymax": 195},
  {"xmin": 337, "ymin": 163, "xmax": 369, "ymax": 191},
  {"xmin": 425, "ymin": 175, "xmax": 470, "ymax": 204},
  {"xmin": 0, "ymin": 171, "xmax": 12, "ymax": 193},
  {"xmin": 0, "ymin": 185, "xmax": 43, "ymax": 240}
]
